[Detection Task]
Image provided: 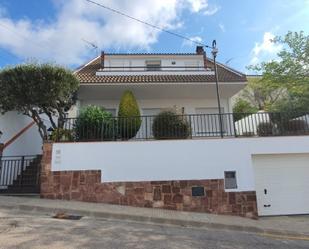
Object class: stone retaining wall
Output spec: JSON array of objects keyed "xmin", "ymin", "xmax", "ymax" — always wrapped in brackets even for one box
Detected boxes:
[{"xmin": 41, "ymin": 143, "xmax": 257, "ymax": 218}]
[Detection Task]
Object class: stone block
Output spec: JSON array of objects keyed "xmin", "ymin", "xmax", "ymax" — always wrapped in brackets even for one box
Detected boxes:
[
  {"xmin": 173, "ymin": 194, "xmax": 183, "ymax": 203},
  {"xmin": 206, "ymin": 190, "xmax": 212, "ymax": 198},
  {"xmin": 153, "ymin": 201, "xmax": 164, "ymax": 208},
  {"xmin": 144, "ymin": 192, "xmax": 153, "ymax": 201},
  {"xmin": 71, "ymin": 191, "xmax": 81, "ymax": 200},
  {"xmin": 116, "ymin": 185, "xmax": 125, "ymax": 195},
  {"xmin": 134, "ymin": 187, "xmax": 144, "ymax": 195},
  {"xmin": 144, "ymin": 184, "xmax": 153, "ymax": 193},
  {"xmin": 247, "ymin": 194, "xmax": 257, "ymax": 202},
  {"xmin": 163, "ymin": 194, "xmax": 172, "ymax": 205},
  {"xmin": 153, "ymin": 187, "xmax": 161, "ymax": 201},
  {"xmin": 183, "ymin": 195, "xmax": 191, "ymax": 206},
  {"xmin": 144, "ymin": 201, "xmax": 152, "ymax": 208},
  {"xmin": 228, "ymin": 192, "xmax": 236, "ymax": 205},
  {"xmin": 172, "ymin": 186, "xmax": 180, "ymax": 194},
  {"xmin": 161, "ymin": 185, "xmax": 170, "ymax": 193},
  {"xmin": 179, "ymin": 180, "xmax": 188, "ymax": 188}
]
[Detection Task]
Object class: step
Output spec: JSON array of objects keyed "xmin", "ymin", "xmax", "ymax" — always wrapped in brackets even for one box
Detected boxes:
[
  {"xmin": 12, "ymin": 180, "xmax": 38, "ymax": 186},
  {"xmin": 23, "ymin": 166, "xmax": 40, "ymax": 172},
  {"xmin": 16, "ymin": 172, "xmax": 39, "ymax": 178},
  {"xmin": 6, "ymin": 186, "xmax": 40, "ymax": 193}
]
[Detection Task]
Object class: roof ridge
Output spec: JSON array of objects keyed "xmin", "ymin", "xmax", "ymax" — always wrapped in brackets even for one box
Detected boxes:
[{"xmin": 105, "ymin": 52, "xmax": 197, "ymax": 55}]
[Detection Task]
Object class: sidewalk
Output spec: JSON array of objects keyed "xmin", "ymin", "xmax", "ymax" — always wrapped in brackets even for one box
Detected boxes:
[{"xmin": 0, "ymin": 195, "xmax": 308, "ymax": 237}]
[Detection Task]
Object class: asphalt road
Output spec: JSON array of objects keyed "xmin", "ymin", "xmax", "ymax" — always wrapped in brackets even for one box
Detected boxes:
[{"xmin": 0, "ymin": 208, "xmax": 308, "ymax": 249}]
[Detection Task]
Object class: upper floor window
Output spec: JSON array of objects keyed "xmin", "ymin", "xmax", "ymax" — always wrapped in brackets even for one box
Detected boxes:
[{"xmin": 145, "ymin": 60, "xmax": 161, "ymax": 71}]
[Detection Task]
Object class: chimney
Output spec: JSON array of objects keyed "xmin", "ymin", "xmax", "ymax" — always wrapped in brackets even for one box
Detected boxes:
[
  {"xmin": 196, "ymin": 46, "xmax": 207, "ymax": 69},
  {"xmin": 100, "ymin": 51, "xmax": 105, "ymax": 69},
  {"xmin": 196, "ymin": 46, "xmax": 204, "ymax": 55}
]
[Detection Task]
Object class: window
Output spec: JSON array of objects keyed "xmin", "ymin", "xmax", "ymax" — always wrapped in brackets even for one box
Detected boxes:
[
  {"xmin": 146, "ymin": 60, "xmax": 161, "ymax": 71},
  {"xmin": 224, "ymin": 171, "xmax": 237, "ymax": 189},
  {"xmin": 105, "ymin": 108, "xmax": 117, "ymax": 117}
]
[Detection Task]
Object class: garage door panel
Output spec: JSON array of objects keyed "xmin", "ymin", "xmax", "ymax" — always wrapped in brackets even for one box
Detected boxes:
[{"xmin": 253, "ymin": 154, "xmax": 309, "ymax": 216}]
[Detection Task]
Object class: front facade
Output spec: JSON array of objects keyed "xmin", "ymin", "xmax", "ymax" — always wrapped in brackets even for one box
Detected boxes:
[
  {"xmin": 2, "ymin": 46, "xmax": 309, "ymax": 218},
  {"xmin": 72, "ymin": 46, "xmax": 246, "ymax": 119}
]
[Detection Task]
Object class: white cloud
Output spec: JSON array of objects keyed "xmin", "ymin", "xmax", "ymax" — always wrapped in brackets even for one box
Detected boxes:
[
  {"xmin": 203, "ymin": 5, "xmax": 220, "ymax": 15},
  {"xmin": 250, "ymin": 32, "xmax": 282, "ymax": 64},
  {"xmin": 0, "ymin": 0, "xmax": 217, "ymax": 66},
  {"xmin": 186, "ymin": 0, "xmax": 219, "ymax": 15},
  {"xmin": 219, "ymin": 23, "xmax": 225, "ymax": 32},
  {"xmin": 182, "ymin": 36, "xmax": 203, "ymax": 47}
]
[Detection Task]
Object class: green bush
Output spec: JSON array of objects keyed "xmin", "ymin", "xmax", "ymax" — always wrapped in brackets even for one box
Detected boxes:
[
  {"xmin": 118, "ymin": 91, "xmax": 141, "ymax": 140},
  {"xmin": 152, "ymin": 110, "xmax": 191, "ymax": 139},
  {"xmin": 257, "ymin": 122, "xmax": 273, "ymax": 136},
  {"xmin": 50, "ymin": 128, "xmax": 73, "ymax": 142},
  {"xmin": 75, "ymin": 105, "xmax": 116, "ymax": 141}
]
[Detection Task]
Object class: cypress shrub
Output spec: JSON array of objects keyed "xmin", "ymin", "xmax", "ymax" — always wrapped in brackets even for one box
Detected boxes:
[
  {"xmin": 75, "ymin": 105, "xmax": 116, "ymax": 141},
  {"xmin": 152, "ymin": 110, "xmax": 191, "ymax": 139},
  {"xmin": 118, "ymin": 91, "xmax": 141, "ymax": 139}
]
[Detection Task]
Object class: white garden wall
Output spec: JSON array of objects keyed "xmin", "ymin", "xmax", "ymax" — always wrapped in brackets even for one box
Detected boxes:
[
  {"xmin": 0, "ymin": 112, "xmax": 43, "ymax": 156},
  {"xmin": 51, "ymin": 136, "xmax": 309, "ymax": 192}
]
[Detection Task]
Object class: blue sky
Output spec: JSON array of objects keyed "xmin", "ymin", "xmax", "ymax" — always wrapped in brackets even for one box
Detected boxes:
[{"xmin": 0, "ymin": 0, "xmax": 308, "ymax": 73}]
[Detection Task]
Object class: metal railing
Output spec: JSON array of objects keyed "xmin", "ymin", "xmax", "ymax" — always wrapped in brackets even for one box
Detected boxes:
[
  {"xmin": 98, "ymin": 66, "xmax": 211, "ymax": 72},
  {"xmin": 56, "ymin": 112, "xmax": 309, "ymax": 142},
  {"xmin": 0, "ymin": 155, "xmax": 39, "ymax": 190}
]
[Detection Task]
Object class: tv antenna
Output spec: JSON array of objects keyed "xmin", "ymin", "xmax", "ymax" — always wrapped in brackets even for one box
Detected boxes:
[{"xmin": 82, "ymin": 38, "xmax": 99, "ymax": 55}]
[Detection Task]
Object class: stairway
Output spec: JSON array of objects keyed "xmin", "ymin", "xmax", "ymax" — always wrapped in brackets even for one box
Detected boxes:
[{"xmin": 0, "ymin": 155, "xmax": 42, "ymax": 194}]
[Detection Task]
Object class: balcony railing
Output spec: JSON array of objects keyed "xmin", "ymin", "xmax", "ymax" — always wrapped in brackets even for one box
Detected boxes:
[
  {"xmin": 95, "ymin": 66, "xmax": 215, "ymax": 76},
  {"xmin": 55, "ymin": 112, "xmax": 309, "ymax": 142}
]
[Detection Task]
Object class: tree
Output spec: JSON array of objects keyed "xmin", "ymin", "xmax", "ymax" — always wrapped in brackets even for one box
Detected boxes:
[
  {"xmin": 239, "ymin": 31, "xmax": 309, "ymax": 114},
  {"xmin": 232, "ymin": 98, "xmax": 258, "ymax": 121},
  {"xmin": 118, "ymin": 90, "xmax": 141, "ymax": 139},
  {"xmin": 0, "ymin": 63, "xmax": 79, "ymax": 140},
  {"xmin": 238, "ymin": 76, "xmax": 287, "ymax": 111}
]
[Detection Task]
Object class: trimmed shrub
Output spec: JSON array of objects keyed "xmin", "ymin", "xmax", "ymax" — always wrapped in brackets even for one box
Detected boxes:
[
  {"xmin": 75, "ymin": 105, "xmax": 116, "ymax": 141},
  {"xmin": 257, "ymin": 122, "xmax": 273, "ymax": 136},
  {"xmin": 50, "ymin": 128, "xmax": 73, "ymax": 142},
  {"xmin": 152, "ymin": 110, "xmax": 191, "ymax": 139},
  {"xmin": 282, "ymin": 119, "xmax": 308, "ymax": 133},
  {"xmin": 118, "ymin": 91, "xmax": 141, "ymax": 140}
]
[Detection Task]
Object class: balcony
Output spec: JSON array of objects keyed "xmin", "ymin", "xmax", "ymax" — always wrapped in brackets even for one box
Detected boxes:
[
  {"xmin": 95, "ymin": 66, "xmax": 215, "ymax": 76},
  {"xmin": 54, "ymin": 112, "xmax": 309, "ymax": 142}
]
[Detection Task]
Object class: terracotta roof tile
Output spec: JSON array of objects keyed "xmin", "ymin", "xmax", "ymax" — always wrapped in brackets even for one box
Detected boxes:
[{"xmin": 75, "ymin": 57, "xmax": 247, "ymax": 84}]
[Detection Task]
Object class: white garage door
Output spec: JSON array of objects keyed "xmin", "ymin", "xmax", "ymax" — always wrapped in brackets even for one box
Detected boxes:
[{"xmin": 253, "ymin": 153, "xmax": 309, "ymax": 216}]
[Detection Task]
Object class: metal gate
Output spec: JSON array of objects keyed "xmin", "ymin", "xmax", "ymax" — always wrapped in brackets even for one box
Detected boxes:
[{"xmin": 0, "ymin": 155, "xmax": 41, "ymax": 194}]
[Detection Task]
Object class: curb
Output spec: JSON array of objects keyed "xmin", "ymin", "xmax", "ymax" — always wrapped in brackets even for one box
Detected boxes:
[{"xmin": 0, "ymin": 202, "xmax": 308, "ymax": 239}]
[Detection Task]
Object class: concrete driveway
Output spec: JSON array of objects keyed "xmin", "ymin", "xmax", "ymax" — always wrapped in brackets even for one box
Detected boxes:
[{"xmin": 0, "ymin": 208, "xmax": 309, "ymax": 249}]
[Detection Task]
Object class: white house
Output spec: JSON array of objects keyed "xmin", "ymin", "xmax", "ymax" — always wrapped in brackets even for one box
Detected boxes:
[
  {"xmin": 73, "ymin": 46, "xmax": 246, "ymax": 119},
  {"xmin": 2, "ymin": 46, "xmax": 309, "ymax": 218},
  {"xmin": 0, "ymin": 46, "xmax": 246, "ymax": 156}
]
